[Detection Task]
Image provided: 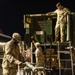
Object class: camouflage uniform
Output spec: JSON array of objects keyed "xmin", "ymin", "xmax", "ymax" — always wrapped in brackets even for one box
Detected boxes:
[
  {"xmin": 35, "ymin": 42, "xmax": 46, "ymax": 75},
  {"xmin": 2, "ymin": 33, "xmax": 23, "ymax": 75},
  {"xmin": 54, "ymin": 7, "xmax": 70, "ymax": 42}
]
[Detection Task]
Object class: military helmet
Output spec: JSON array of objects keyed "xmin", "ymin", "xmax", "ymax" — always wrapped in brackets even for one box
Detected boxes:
[
  {"xmin": 35, "ymin": 42, "xmax": 40, "ymax": 47},
  {"xmin": 12, "ymin": 32, "xmax": 21, "ymax": 42}
]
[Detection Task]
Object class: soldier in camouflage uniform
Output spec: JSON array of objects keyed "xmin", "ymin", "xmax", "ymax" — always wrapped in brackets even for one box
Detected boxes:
[
  {"xmin": 54, "ymin": 2, "xmax": 71, "ymax": 42},
  {"xmin": 2, "ymin": 32, "xmax": 24, "ymax": 75},
  {"xmin": 34, "ymin": 42, "xmax": 46, "ymax": 75},
  {"xmin": 47, "ymin": 2, "xmax": 70, "ymax": 42}
]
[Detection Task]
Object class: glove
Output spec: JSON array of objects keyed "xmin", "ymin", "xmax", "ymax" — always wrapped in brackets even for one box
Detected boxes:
[{"xmin": 18, "ymin": 61, "xmax": 22, "ymax": 65}]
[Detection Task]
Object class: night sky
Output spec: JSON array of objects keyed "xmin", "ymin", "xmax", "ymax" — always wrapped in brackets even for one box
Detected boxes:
[{"xmin": 0, "ymin": 0, "xmax": 75, "ymax": 40}]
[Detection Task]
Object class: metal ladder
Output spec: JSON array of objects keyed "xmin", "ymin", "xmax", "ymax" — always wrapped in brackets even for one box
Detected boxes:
[{"xmin": 57, "ymin": 41, "xmax": 74, "ymax": 75}]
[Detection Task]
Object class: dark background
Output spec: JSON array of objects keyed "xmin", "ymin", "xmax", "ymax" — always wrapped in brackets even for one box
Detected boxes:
[{"xmin": 0, "ymin": 0, "xmax": 75, "ymax": 40}]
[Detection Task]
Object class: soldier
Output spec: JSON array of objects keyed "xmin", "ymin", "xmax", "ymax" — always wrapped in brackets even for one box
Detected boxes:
[
  {"xmin": 2, "ymin": 32, "xmax": 24, "ymax": 75},
  {"xmin": 47, "ymin": 2, "xmax": 71, "ymax": 42},
  {"xmin": 34, "ymin": 42, "xmax": 46, "ymax": 75}
]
